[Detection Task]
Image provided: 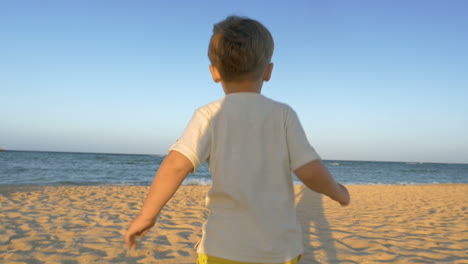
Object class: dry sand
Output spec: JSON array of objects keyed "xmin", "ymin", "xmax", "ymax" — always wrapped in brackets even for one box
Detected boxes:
[{"xmin": 0, "ymin": 184, "xmax": 467, "ymax": 264}]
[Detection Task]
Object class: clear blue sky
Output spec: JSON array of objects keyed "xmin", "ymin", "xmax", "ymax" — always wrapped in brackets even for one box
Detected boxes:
[{"xmin": 1, "ymin": 0, "xmax": 467, "ymax": 163}]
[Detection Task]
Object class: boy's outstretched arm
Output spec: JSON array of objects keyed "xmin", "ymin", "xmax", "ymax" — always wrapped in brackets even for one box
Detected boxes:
[
  {"xmin": 295, "ymin": 160, "xmax": 350, "ymax": 206},
  {"xmin": 125, "ymin": 150, "xmax": 193, "ymax": 248}
]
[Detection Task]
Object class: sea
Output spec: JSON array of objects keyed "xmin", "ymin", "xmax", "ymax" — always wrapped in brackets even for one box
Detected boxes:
[{"xmin": 0, "ymin": 151, "xmax": 467, "ymax": 186}]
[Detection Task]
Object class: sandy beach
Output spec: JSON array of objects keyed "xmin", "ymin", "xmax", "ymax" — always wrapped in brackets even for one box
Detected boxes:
[{"xmin": 0, "ymin": 184, "xmax": 467, "ymax": 264}]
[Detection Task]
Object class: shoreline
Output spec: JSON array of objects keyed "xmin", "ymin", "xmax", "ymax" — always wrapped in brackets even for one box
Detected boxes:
[
  {"xmin": 1, "ymin": 184, "xmax": 467, "ymax": 263},
  {"xmin": 1, "ymin": 182, "xmax": 466, "ymax": 188}
]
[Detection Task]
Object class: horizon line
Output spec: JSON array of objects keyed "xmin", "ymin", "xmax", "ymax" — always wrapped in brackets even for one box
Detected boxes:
[{"xmin": 3, "ymin": 149, "xmax": 467, "ymax": 165}]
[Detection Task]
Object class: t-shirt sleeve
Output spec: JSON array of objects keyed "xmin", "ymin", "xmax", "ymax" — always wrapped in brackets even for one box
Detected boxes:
[
  {"xmin": 286, "ymin": 107, "xmax": 321, "ymax": 171},
  {"xmin": 169, "ymin": 109, "xmax": 211, "ymax": 172}
]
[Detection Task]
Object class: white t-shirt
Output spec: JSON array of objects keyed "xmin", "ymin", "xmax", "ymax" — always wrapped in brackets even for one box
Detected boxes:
[{"xmin": 170, "ymin": 93, "xmax": 320, "ymax": 263}]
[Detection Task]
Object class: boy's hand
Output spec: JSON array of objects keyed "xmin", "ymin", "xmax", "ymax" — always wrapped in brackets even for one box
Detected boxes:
[
  {"xmin": 124, "ymin": 151, "xmax": 193, "ymax": 249},
  {"xmin": 294, "ymin": 160, "xmax": 351, "ymax": 207},
  {"xmin": 337, "ymin": 183, "xmax": 350, "ymax": 206},
  {"xmin": 125, "ymin": 216, "xmax": 156, "ymax": 249}
]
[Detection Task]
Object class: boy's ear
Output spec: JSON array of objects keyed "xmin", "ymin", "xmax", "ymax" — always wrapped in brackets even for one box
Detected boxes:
[
  {"xmin": 209, "ymin": 65, "xmax": 222, "ymax": 83},
  {"xmin": 263, "ymin": 63, "xmax": 274, "ymax": 82}
]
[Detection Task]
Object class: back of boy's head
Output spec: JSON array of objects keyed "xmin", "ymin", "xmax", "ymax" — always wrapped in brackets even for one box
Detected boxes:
[{"xmin": 208, "ymin": 16, "xmax": 274, "ymax": 82}]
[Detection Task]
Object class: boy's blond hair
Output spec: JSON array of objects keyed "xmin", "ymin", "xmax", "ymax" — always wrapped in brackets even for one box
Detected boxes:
[{"xmin": 208, "ymin": 16, "xmax": 274, "ymax": 82}]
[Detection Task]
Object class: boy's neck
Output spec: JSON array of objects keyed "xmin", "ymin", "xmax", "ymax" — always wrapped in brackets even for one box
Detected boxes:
[{"xmin": 222, "ymin": 79, "xmax": 263, "ymax": 94}]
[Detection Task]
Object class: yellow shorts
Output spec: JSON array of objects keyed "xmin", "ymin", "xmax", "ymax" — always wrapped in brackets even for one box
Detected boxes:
[{"xmin": 196, "ymin": 254, "xmax": 301, "ymax": 264}]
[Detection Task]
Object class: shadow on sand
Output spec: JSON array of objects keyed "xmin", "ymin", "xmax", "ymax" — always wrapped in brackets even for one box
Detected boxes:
[{"xmin": 296, "ymin": 186, "xmax": 339, "ymax": 264}]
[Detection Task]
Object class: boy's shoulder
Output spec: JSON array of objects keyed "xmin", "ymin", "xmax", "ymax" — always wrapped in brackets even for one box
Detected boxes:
[
  {"xmin": 196, "ymin": 94, "xmax": 296, "ymax": 117},
  {"xmin": 194, "ymin": 97, "xmax": 224, "ymax": 119},
  {"xmin": 263, "ymin": 95, "xmax": 295, "ymax": 112}
]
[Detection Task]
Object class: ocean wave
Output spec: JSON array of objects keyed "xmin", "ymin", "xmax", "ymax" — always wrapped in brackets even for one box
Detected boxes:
[
  {"xmin": 340, "ymin": 181, "xmax": 446, "ymax": 186},
  {"xmin": 182, "ymin": 178, "xmax": 212, "ymax": 186}
]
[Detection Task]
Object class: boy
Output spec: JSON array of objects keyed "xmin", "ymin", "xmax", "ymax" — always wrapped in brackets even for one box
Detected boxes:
[{"xmin": 125, "ymin": 16, "xmax": 350, "ymax": 264}]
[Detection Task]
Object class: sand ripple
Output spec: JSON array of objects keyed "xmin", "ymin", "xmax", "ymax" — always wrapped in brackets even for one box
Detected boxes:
[{"xmin": 1, "ymin": 184, "xmax": 467, "ymax": 263}]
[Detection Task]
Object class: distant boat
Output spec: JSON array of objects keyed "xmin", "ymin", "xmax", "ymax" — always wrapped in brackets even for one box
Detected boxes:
[{"xmin": 0, "ymin": 147, "xmax": 5, "ymax": 152}]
